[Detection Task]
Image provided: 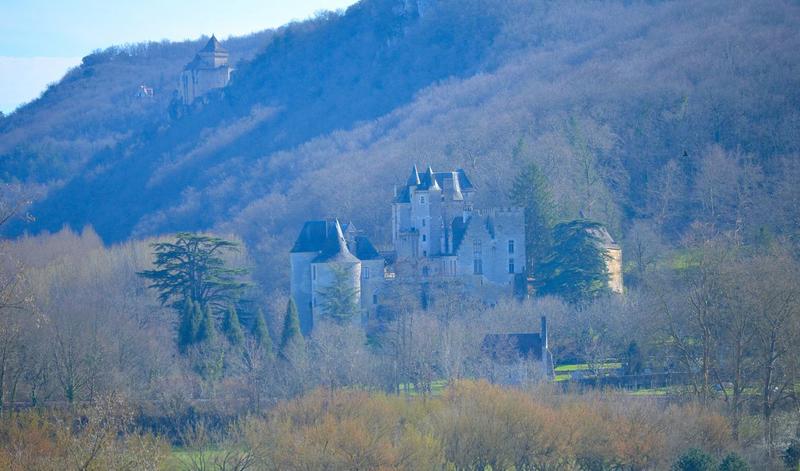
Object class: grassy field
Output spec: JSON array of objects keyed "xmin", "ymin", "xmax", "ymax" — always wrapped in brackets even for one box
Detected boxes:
[{"xmin": 554, "ymin": 362, "xmax": 622, "ymax": 373}]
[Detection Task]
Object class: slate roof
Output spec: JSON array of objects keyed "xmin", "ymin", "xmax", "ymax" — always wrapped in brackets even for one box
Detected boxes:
[
  {"xmin": 482, "ymin": 333, "xmax": 544, "ymax": 363},
  {"xmin": 451, "ymin": 216, "xmax": 470, "ymax": 253},
  {"xmin": 394, "ymin": 165, "xmax": 475, "ymax": 202},
  {"xmin": 184, "ymin": 35, "xmax": 229, "ymax": 70},
  {"xmin": 351, "ymin": 236, "xmax": 382, "ymax": 260},
  {"xmin": 292, "ymin": 219, "xmax": 382, "ymax": 263},
  {"xmin": 291, "ymin": 220, "xmax": 335, "ymax": 253},
  {"xmin": 200, "ymin": 35, "xmax": 227, "ymax": 53},
  {"xmin": 586, "ymin": 225, "xmax": 620, "ymax": 249},
  {"xmin": 311, "ymin": 220, "xmax": 359, "ymax": 263}
]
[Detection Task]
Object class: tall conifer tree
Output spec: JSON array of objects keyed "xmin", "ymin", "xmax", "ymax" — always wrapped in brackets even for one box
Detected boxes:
[
  {"xmin": 222, "ymin": 305, "xmax": 244, "ymax": 346},
  {"xmin": 197, "ymin": 304, "xmax": 217, "ymax": 344},
  {"xmin": 252, "ymin": 308, "xmax": 274, "ymax": 359},
  {"xmin": 279, "ymin": 298, "xmax": 304, "ymax": 361},
  {"xmin": 510, "ymin": 161, "xmax": 555, "ymax": 275}
]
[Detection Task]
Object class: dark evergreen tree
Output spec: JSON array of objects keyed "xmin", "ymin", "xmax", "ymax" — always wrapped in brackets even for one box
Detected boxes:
[
  {"xmin": 784, "ymin": 440, "xmax": 800, "ymax": 470},
  {"xmin": 535, "ymin": 220, "xmax": 610, "ymax": 305},
  {"xmin": 197, "ymin": 304, "xmax": 217, "ymax": 345},
  {"xmin": 177, "ymin": 300, "xmax": 195, "ymax": 352},
  {"xmin": 222, "ymin": 304, "xmax": 244, "ymax": 346},
  {"xmin": 623, "ymin": 341, "xmax": 644, "ymax": 375},
  {"xmin": 317, "ymin": 264, "xmax": 360, "ymax": 323},
  {"xmin": 138, "ymin": 233, "xmax": 249, "ymax": 310},
  {"xmin": 279, "ymin": 298, "xmax": 305, "ymax": 360},
  {"xmin": 177, "ymin": 300, "xmax": 204, "ymax": 352},
  {"xmin": 509, "ymin": 161, "xmax": 555, "ymax": 274},
  {"xmin": 671, "ymin": 449, "xmax": 716, "ymax": 471},
  {"xmin": 718, "ymin": 453, "xmax": 749, "ymax": 471},
  {"xmin": 252, "ymin": 308, "xmax": 274, "ymax": 359}
]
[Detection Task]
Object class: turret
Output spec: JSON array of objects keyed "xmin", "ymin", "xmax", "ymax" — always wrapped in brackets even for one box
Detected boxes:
[
  {"xmin": 407, "ymin": 165, "xmax": 421, "ymax": 187},
  {"xmin": 426, "ymin": 166, "xmax": 440, "ymax": 191}
]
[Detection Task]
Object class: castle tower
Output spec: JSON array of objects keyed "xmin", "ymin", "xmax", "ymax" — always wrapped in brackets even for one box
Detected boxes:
[
  {"xmin": 290, "ymin": 219, "xmax": 384, "ymax": 334},
  {"xmin": 179, "ymin": 35, "xmax": 233, "ymax": 105}
]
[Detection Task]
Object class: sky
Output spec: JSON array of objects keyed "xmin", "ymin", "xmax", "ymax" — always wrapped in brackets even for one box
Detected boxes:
[{"xmin": 0, "ymin": 0, "xmax": 359, "ymax": 114}]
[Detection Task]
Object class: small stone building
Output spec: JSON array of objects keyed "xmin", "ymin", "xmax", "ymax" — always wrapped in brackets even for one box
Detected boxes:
[
  {"xmin": 482, "ymin": 316, "xmax": 555, "ymax": 384},
  {"xmin": 587, "ymin": 226, "xmax": 624, "ymax": 294},
  {"xmin": 179, "ymin": 35, "xmax": 233, "ymax": 105}
]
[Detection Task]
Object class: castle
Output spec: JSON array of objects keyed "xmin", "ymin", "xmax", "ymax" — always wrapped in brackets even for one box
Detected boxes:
[
  {"xmin": 179, "ymin": 36, "xmax": 233, "ymax": 105},
  {"xmin": 391, "ymin": 165, "xmax": 526, "ymax": 287},
  {"xmin": 290, "ymin": 165, "xmax": 527, "ymax": 334}
]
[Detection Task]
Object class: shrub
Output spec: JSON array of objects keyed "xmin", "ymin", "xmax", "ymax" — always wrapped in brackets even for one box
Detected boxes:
[
  {"xmin": 718, "ymin": 453, "xmax": 749, "ymax": 471},
  {"xmin": 784, "ymin": 440, "xmax": 800, "ymax": 470},
  {"xmin": 672, "ymin": 448, "xmax": 717, "ymax": 471}
]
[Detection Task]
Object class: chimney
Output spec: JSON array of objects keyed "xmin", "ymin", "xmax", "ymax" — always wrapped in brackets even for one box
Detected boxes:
[{"xmin": 540, "ymin": 316, "xmax": 548, "ymax": 350}]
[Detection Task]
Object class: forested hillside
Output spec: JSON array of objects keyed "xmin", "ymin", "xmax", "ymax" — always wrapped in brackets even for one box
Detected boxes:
[
  {"xmin": 0, "ymin": 32, "xmax": 272, "ymax": 186},
  {"xmin": 2, "ymin": 2, "xmax": 800, "ymax": 467},
  {"xmin": 4, "ymin": 0, "xmax": 800, "ymax": 290}
]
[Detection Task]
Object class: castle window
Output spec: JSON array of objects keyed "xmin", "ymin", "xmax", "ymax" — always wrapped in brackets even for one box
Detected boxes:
[
  {"xmin": 422, "ymin": 234, "xmax": 427, "ymax": 242},
  {"xmin": 422, "ymin": 266, "xmax": 430, "ymax": 277},
  {"xmin": 420, "ymin": 195, "xmax": 426, "ymax": 204},
  {"xmin": 312, "ymin": 265, "xmax": 316, "ymax": 280},
  {"xmin": 508, "ymin": 240, "xmax": 515, "ymax": 254},
  {"xmin": 473, "ymin": 239, "xmax": 483, "ymax": 274},
  {"xmin": 508, "ymin": 258, "xmax": 515, "ymax": 274},
  {"xmin": 363, "ymin": 267, "xmax": 370, "ymax": 279},
  {"xmin": 422, "ymin": 219, "xmax": 426, "ymax": 227},
  {"xmin": 373, "ymin": 294, "xmax": 378, "ymax": 305}
]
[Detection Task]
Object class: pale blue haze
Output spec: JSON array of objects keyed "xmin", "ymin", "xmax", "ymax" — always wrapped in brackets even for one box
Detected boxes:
[{"xmin": 0, "ymin": 0, "xmax": 359, "ymax": 113}]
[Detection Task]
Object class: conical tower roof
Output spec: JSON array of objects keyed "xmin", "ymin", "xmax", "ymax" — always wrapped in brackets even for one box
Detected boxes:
[
  {"xmin": 406, "ymin": 164, "xmax": 421, "ymax": 186},
  {"xmin": 426, "ymin": 166, "xmax": 440, "ymax": 190},
  {"xmin": 312, "ymin": 219, "xmax": 359, "ymax": 263}
]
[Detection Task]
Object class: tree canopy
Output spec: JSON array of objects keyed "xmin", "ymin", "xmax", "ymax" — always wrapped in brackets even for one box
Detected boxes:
[
  {"xmin": 509, "ymin": 160, "xmax": 555, "ymax": 275},
  {"xmin": 138, "ymin": 233, "xmax": 249, "ymax": 311},
  {"xmin": 317, "ymin": 264, "xmax": 360, "ymax": 324},
  {"xmin": 535, "ymin": 220, "xmax": 611, "ymax": 305}
]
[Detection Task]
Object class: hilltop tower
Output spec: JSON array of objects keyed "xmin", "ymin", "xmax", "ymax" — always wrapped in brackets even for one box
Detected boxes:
[{"xmin": 179, "ymin": 35, "xmax": 233, "ymax": 105}]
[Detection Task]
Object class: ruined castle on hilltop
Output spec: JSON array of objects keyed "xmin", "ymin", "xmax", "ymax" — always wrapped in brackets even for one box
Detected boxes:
[{"xmin": 179, "ymin": 36, "xmax": 233, "ymax": 105}]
